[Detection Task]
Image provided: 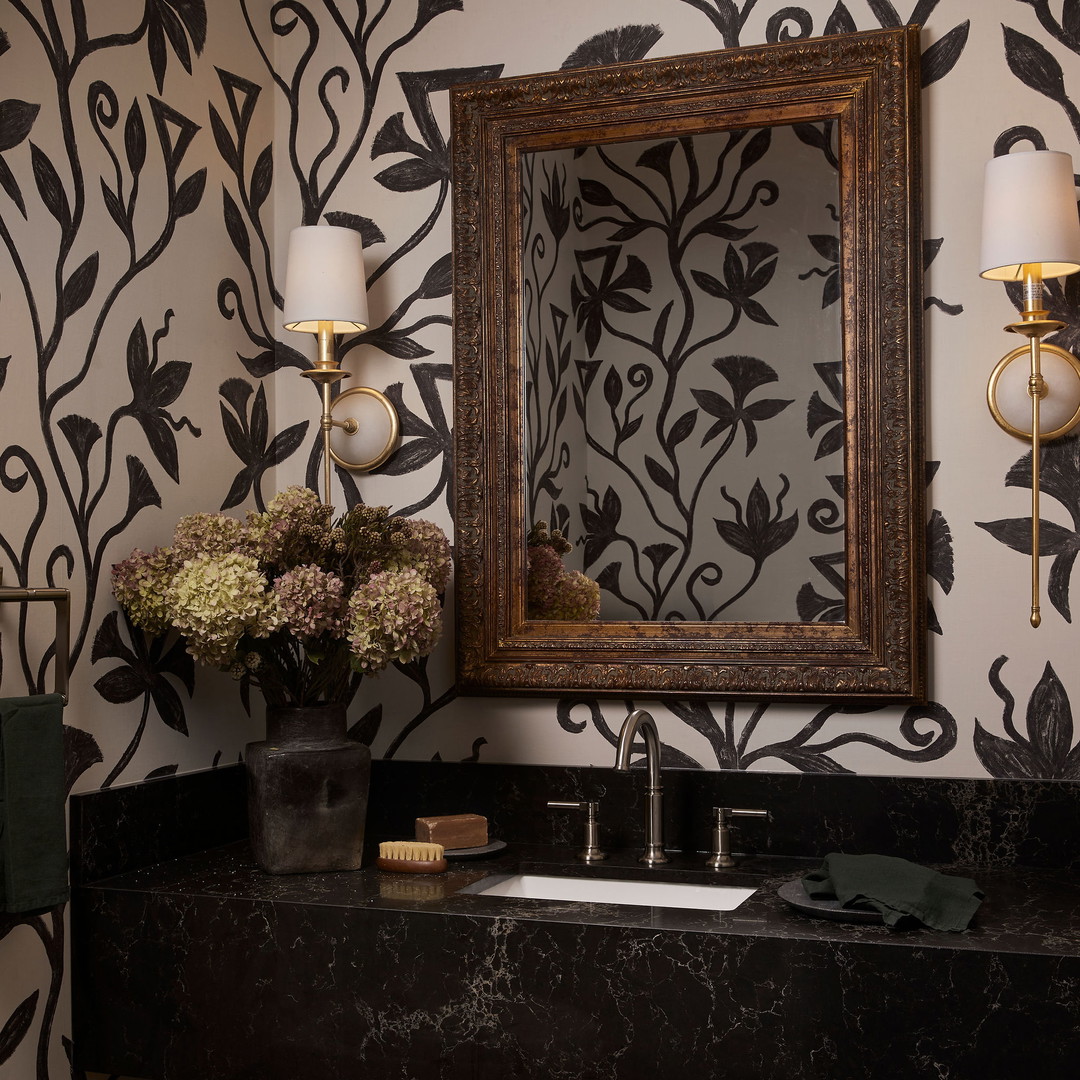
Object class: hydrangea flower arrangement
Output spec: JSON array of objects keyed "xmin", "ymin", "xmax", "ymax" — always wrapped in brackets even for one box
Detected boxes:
[
  {"xmin": 112, "ymin": 487, "xmax": 451, "ymax": 707},
  {"xmin": 526, "ymin": 521, "xmax": 600, "ymax": 620}
]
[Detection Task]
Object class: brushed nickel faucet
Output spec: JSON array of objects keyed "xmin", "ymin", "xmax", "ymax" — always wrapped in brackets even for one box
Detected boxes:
[{"xmin": 614, "ymin": 709, "xmax": 668, "ymax": 866}]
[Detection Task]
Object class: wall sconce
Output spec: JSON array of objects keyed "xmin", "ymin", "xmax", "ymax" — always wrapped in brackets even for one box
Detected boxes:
[
  {"xmin": 980, "ymin": 149, "xmax": 1080, "ymax": 626},
  {"xmin": 283, "ymin": 224, "xmax": 399, "ymax": 506}
]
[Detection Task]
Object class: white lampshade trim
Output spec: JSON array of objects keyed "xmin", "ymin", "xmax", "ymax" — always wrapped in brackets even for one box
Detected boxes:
[
  {"xmin": 980, "ymin": 149, "xmax": 1080, "ymax": 281},
  {"xmin": 283, "ymin": 224, "xmax": 369, "ymax": 332}
]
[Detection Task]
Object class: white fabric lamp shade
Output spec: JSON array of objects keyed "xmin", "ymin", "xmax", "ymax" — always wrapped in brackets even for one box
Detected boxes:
[
  {"xmin": 283, "ymin": 225, "xmax": 369, "ymax": 332},
  {"xmin": 980, "ymin": 150, "xmax": 1080, "ymax": 281}
]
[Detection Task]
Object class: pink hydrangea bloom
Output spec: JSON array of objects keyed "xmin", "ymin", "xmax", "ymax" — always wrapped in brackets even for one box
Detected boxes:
[
  {"xmin": 273, "ymin": 564, "xmax": 345, "ymax": 638},
  {"xmin": 386, "ymin": 518, "xmax": 453, "ymax": 594},
  {"xmin": 171, "ymin": 512, "xmax": 249, "ymax": 561},
  {"xmin": 345, "ymin": 568, "xmax": 442, "ymax": 675},
  {"xmin": 111, "ymin": 546, "xmax": 176, "ymax": 634},
  {"xmin": 527, "ymin": 544, "xmax": 600, "ymax": 620}
]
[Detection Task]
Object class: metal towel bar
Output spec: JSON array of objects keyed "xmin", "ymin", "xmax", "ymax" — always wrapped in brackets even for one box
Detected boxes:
[{"xmin": 0, "ymin": 570, "xmax": 70, "ymax": 703}]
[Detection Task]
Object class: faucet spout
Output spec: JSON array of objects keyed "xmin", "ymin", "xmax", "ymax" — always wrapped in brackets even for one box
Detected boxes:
[{"xmin": 614, "ymin": 709, "xmax": 668, "ymax": 866}]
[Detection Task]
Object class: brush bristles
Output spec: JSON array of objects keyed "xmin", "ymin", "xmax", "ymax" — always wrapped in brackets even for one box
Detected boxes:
[{"xmin": 378, "ymin": 840, "xmax": 445, "ymax": 862}]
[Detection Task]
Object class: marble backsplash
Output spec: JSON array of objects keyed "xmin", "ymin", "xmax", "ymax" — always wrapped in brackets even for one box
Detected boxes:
[{"xmin": 70, "ymin": 761, "xmax": 1080, "ymax": 885}]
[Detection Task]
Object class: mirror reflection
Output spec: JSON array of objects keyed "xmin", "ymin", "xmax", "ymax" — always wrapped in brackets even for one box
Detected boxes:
[{"xmin": 523, "ymin": 124, "xmax": 845, "ymax": 622}]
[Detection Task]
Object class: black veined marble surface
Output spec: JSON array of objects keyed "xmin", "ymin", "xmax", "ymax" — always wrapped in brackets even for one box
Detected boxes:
[{"xmin": 71, "ymin": 763, "xmax": 1080, "ymax": 1079}]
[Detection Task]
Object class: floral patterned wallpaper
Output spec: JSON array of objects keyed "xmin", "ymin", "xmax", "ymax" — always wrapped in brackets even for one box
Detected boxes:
[{"xmin": 2, "ymin": 1, "xmax": 1080, "ymax": 1076}]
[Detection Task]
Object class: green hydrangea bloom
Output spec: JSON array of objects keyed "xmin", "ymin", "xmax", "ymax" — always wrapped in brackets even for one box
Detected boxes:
[
  {"xmin": 170, "ymin": 553, "xmax": 278, "ymax": 667},
  {"xmin": 246, "ymin": 485, "xmax": 333, "ymax": 567}
]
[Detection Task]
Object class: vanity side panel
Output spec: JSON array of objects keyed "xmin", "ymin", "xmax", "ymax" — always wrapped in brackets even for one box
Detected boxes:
[{"xmin": 73, "ymin": 883, "xmax": 1080, "ymax": 1080}]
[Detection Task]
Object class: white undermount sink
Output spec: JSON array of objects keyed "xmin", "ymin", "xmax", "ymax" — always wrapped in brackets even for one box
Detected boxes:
[{"xmin": 460, "ymin": 873, "xmax": 756, "ymax": 912}]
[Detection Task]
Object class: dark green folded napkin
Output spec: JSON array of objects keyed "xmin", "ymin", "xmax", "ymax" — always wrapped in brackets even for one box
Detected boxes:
[
  {"xmin": 1, "ymin": 694, "xmax": 69, "ymax": 913},
  {"xmin": 803, "ymin": 853, "xmax": 984, "ymax": 931}
]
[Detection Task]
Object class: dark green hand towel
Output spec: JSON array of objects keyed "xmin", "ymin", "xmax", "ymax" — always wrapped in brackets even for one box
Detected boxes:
[
  {"xmin": 803, "ymin": 853, "xmax": 984, "ymax": 931},
  {"xmin": 0, "ymin": 694, "xmax": 69, "ymax": 912}
]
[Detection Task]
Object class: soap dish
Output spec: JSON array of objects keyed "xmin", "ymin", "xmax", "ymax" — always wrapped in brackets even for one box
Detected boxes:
[{"xmin": 444, "ymin": 839, "xmax": 507, "ymax": 860}]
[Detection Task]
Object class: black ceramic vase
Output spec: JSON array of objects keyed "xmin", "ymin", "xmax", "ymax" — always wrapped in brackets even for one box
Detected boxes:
[{"xmin": 245, "ymin": 703, "xmax": 371, "ymax": 874}]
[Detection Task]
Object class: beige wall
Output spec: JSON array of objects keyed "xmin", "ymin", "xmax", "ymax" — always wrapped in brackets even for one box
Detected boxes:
[{"xmin": 2, "ymin": 1, "xmax": 1079, "ymax": 1077}]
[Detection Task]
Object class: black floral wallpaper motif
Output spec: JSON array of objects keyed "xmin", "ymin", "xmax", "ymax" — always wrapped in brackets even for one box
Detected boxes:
[
  {"xmin": 975, "ymin": 655, "xmax": 1080, "ymax": 779},
  {"xmin": 0, "ymin": 1, "xmax": 1078, "ymax": 1075},
  {"xmin": 557, "ymin": 694, "xmax": 958, "ymax": 773}
]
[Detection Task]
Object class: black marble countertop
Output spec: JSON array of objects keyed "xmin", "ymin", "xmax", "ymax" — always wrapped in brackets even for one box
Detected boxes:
[
  {"xmin": 81, "ymin": 840, "xmax": 1080, "ymax": 958},
  {"xmin": 71, "ymin": 767, "xmax": 1080, "ymax": 1079}
]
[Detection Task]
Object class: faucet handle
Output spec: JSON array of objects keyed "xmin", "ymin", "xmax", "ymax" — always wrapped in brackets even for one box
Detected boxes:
[
  {"xmin": 706, "ymin": 806, "xmax": 769, "ymax": 870},
  {"xmin": 546, "ymin": 800, "xmax": 607, "ymax": 863}
]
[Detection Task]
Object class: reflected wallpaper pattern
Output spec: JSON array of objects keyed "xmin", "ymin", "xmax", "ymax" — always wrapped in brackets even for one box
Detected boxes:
[{"xmin": 524, "ymin": 128, "xmax": 844, "ymax": 623}]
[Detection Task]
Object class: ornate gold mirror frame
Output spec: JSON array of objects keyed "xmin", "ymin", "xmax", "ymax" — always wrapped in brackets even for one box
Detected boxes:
[{"xmin": 451, "ymin": 25, "xmax": 925, "ymax": 701}]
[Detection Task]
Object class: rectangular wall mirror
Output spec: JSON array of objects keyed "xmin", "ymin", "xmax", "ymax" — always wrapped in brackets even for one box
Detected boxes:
[{"xmin": 452, "ymin": 25, "xmax": 926, "ymax": 701}]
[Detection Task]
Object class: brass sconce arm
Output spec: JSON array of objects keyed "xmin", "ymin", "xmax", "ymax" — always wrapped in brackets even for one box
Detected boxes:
[
  {"xmin": 299, "ymin": 327, "xmax": 399, "ymax": 506},
  {"xmin": 300, "ymin": 322, "xmax": 352, "ymax": 507},
  {"xmin": 980, "ymin": 151, "xmax": 1080, "ymax": 628},
  {"xmin": 1002, "ymin": 270, "xmax": 1063, "ymax": 628},
  {"xmin": 987, "ymin": 271, "xmax": 1080, "ymax": 628}
]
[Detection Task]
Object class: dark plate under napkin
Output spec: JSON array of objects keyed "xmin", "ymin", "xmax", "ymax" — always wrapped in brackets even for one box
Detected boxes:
[{"xmin": 777, "ymin": 878, "xmax": 882, "ymax": 924}]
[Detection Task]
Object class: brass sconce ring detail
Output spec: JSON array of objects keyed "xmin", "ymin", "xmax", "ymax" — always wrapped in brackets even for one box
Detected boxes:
[
  {"xmin": 328, "ymin": 386, "xmax": 400, "ymax": 472},
  {"xmin": 987, "ymin": 342, "xmax": 1080, "ymax": 442}
]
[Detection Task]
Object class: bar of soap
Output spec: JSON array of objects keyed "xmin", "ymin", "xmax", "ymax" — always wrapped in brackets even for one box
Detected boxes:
[{"xmin": 415, "ymin": 813, "xmax": 488, "ymax": 850}]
